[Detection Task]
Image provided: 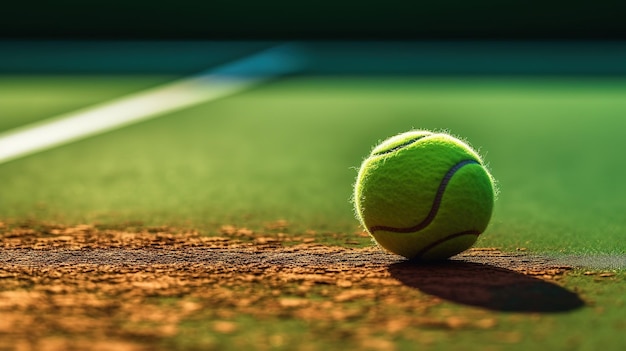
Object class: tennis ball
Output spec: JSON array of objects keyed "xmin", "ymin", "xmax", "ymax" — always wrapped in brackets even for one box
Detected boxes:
[{"xmin": 354, "ymin": 130, "xmax": 495, "ymax": 260}]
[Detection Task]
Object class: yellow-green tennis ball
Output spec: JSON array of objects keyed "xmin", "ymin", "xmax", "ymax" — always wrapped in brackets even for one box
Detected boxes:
[{"xmin": 354, "ymin": 130, "xmax": 495, "ymax": 260}]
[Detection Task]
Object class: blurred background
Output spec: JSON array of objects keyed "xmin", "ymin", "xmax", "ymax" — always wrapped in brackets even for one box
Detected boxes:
[
  {"xmin": 2, "ymin": 0, "xmax": 626, "ymax": 40},
  {"xmin": 2, "ymin": 0, "xmax": 626, "ymax": 75}
]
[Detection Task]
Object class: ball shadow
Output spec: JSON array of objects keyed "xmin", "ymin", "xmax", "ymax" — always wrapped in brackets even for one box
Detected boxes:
[{"xmin": 388, "ymin": 260, "xmax": 584, "ymax": 312}]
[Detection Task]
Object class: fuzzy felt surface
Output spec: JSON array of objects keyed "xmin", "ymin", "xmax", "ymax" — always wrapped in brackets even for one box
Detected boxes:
[{"xmin": 354, "ymin": 130, "xmax": 495, "ymax": 259}]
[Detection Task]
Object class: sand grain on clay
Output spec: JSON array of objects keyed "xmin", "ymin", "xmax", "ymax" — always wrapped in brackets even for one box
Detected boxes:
[
  {"xmin": 0, "ymin": 224, "xmax": 570, "ymax": 271},
  {"xmin": 1, "ymin": 246, "xmax": 570, "ymax": 271},
  {"xmin": 0, "ymin": 224, "xmax": 583, "ymax": 350}
]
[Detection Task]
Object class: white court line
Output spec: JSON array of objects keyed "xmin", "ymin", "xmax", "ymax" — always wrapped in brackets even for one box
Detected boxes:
[{"xmin": 0, "ymin": 44, "xmax": 304, "ymax": 165}]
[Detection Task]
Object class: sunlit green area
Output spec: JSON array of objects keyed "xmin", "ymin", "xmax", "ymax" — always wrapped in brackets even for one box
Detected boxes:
[{"xmin": 2, "ymin": 76, "xmax": 625, "ymax": 254}]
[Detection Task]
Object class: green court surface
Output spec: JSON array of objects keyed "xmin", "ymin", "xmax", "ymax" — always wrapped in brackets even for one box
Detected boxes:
[
  {"xmin": 1, "ymin": 43, "xmax": 626, "ymax": 350},
  {"xmin": 2, "ymin": 75, "xmax": 625, "ymax": 255}
]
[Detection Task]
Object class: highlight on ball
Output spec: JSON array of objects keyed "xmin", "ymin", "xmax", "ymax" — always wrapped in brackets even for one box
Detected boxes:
[{"xmin": 353, "ymin": 130, "xmax": 496, "ymax": 260}]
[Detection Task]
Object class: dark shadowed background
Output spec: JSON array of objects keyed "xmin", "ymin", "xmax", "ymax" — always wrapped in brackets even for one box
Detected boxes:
[{"xmin": 1, "ymin": 0, "xmax": 625, "ymax": 40}]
